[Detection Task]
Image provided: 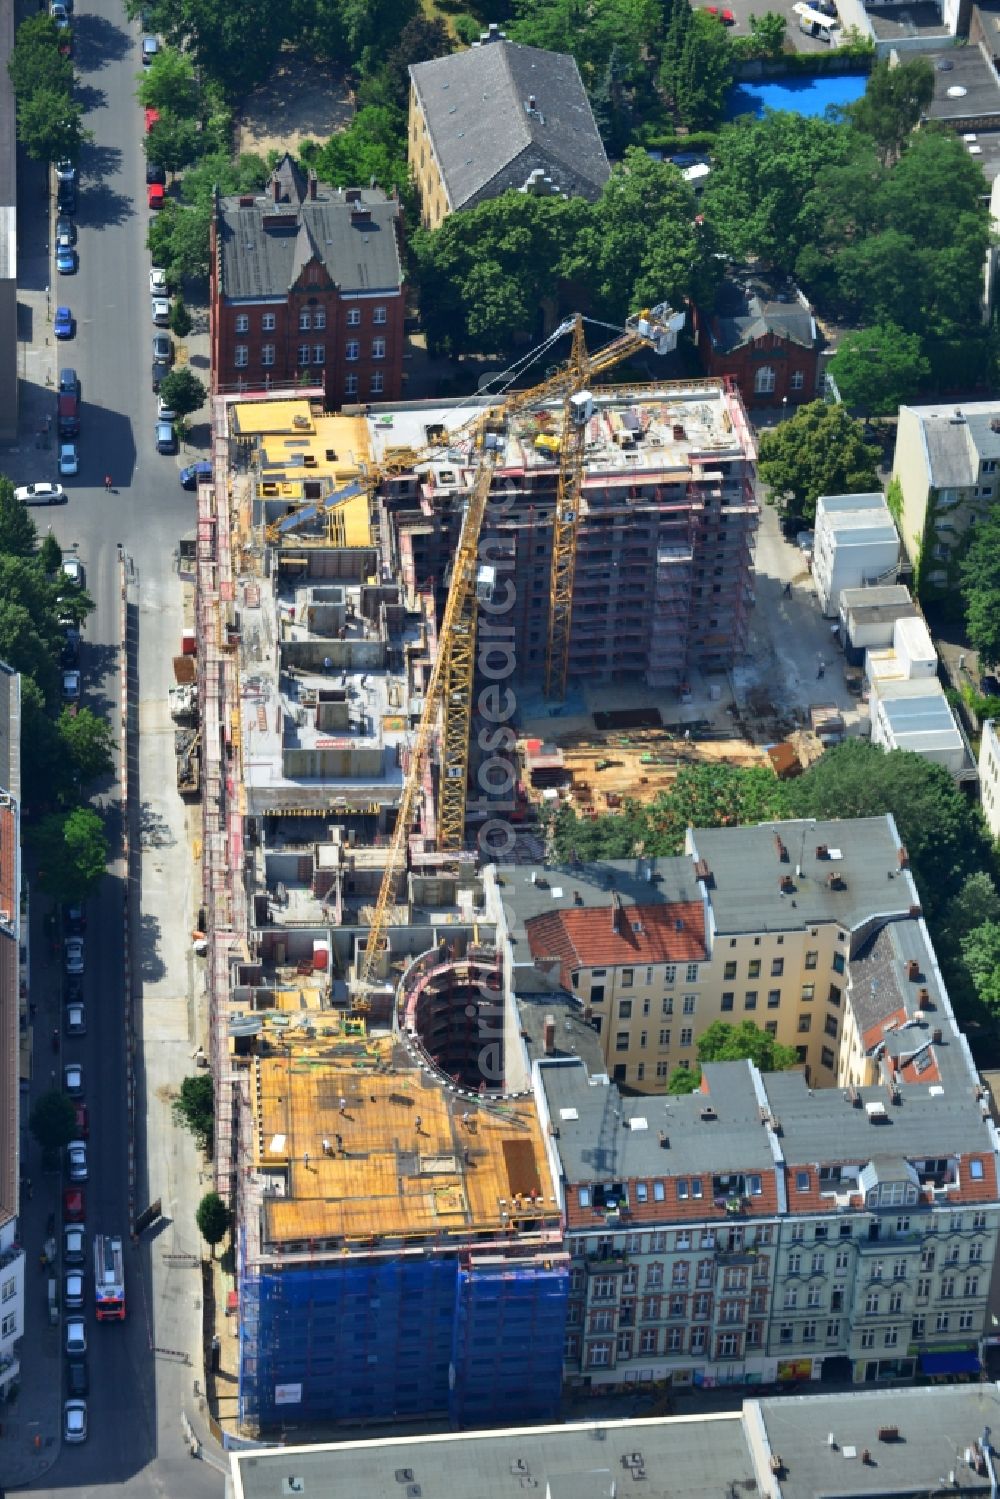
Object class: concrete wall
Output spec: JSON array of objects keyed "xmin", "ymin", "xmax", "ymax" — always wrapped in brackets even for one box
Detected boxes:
[
  {"xmin": 892, "ymin": 407, "xmax": 933, "ymax": 568},
  {"xmin": 280, "ymin": 639, "xmax": 386, "ymax": 671},
  {"xmin": 980, "ymin": 720, "xmax": 1000, "ymax": 837}
]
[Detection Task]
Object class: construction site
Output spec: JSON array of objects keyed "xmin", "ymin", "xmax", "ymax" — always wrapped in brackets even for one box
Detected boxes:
[{"xmin": 191, "ymin": 308, "xmax": 770, "ymax": 1434}]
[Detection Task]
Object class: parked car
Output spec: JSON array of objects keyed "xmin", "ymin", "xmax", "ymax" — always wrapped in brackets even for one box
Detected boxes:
[
  {"xmin": 63, "ymin": 1186, "xmax": 85, "ymax": 1222},
  {"xmin": 63, "ymin": 1061, "xmax": 83, "ymax": 1096},
  {"xmin": 61, "ymin": 626, "xmax": 81, "ymax": 667},
  {"xmin": 146, "ymin": 161, "xmax": 166, "ymax": 186},
  {"xmin": 147, "ymin": 182, "xmax": 165, "ymax": 210},
  {"xmin": 64, "ymin": 937, "xmax": 84, "ymax": 975},
  {"xmin": 64, "ymin": 973, "xmax": 83, "ymax": 1003},
  {"xmin": 62, "ymin": 556, "xmax": 85, "ymax": 588},
  {"xmin": 56, "ymin": 243, "xmax": 77, "ymax": 274},
  {"xmin": 141, "ymin": 33, "xmax": 158, "ymax": 64},
  {"xmin": 151, "ymin": 296, "xmax": 170, "ymax": 326},
  {"xmin": 152, "ymin": 332, "xmax": 173, "ymax": 364},
  {"xmin": 155, "ymin": 420, "xmax": 177, "ymax": 455},
  {"xmin": 55, "ymin": 215, "xmax": 76, "ymax": 245},
  {"xmin": 64, "ymin": 1318, "xmax": 87, "ymax": 1356},
  {"xmin": 73, "ymin": 1101, "xmax": 89, "ymax": 1139},
  {"xmin": 180, "ymin": 460, "xmax": 212, "ymax": 490},
  {"xmin": 55, "ymin": 159, "xmax": 76, "ymax": 184},
  {"xmin": 15, "ymin": 481, "xmax": 65, "ymax": 505},
  {"xmin": 58, "ymin": 367, "xmax": 79, "ymax": 393},
  {"xmin": 56, "ymin": 181, "xmax": 76, "ymax": 214},
  {"xmin": 144, "ymin": 106, "xmax": 160, "ymax": 133},
  {"xmin": 58, "ymin": 390, "xmax": 80, "ymax": 437},
  {"xmin": 54, "ymin": 306, "xmax": 74, "ymax": 339},
  {"xmin": 63, "ymin": 1224, "xmax": 85, "ymax": 1265},
  {"xmin": 66, "ymin": 1359, "xmax": 88, "ymax": 1397},
  {"xmin": 64, "ymin": 1269, "xmax": 84, "ymax": 1309},
  {"xmin": 65, "ymin": 1002, "xmax": 86, "ymax": 1037},
  {"xmin": 62, "ymin": 670, "xmax": 81, "ymax": 705},
  {"xmin": 149, "ymin": 266, "xmax": 168, "ymax": 294},
  {"xmin": 152, "ymin": 360, "xmax": 170, "ymax": 392},
  {"xmin": 63, "ymin": 1398, "xmax": 87, "ymax": 1443},
  {"xmin": 66, "ymin": 1141, "xmax": 87, "ymax": 1182},
  {"xmin": 59, "ymin": 443, "xmax": 79, "ymax": 476},
  {"xmin": 157, "ymin": 395, "xmax": 177, "ymax": 422},
  {"xmin": 63, "ymin": 902, "xmax": 86, "ymax": 934}
]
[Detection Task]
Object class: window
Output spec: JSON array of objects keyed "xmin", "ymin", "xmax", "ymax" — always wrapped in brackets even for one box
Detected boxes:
[
  {"xmin": 964, "ymin": 1275, "xmax": 980, "ymax": 1298},
  {"xmin": 865, "ymin": 1292, "xmax": 880, "ymax": 1315},
  {"xmin": 917, "ymin": 1277, "xmax": 931, "ymax": 1301},
  {"xmin": 692, "ymin": 1178, "xmax": 703, "ymax": 1199},
  {"xmin": 771, "ymin": 958, "xmax": 784, "ymax": 977},
  {"xmin": 621, "ymin": 969, "xmax": 634, "ymax": 989},
  {"xmin": 971, "ymin": 1159, "xmax": 985, "ymax": 1180},
  {"xmin": 669, "ymin": 1294, "xmax": 686, "ymax": 1318},
  {"xmin": 721, "ymin": 992, "xmax": 734, "ymax": 1011},
  {"xmin": 299, "ymin": 310, "xmax": 312, "ymax": 330},
  {"xmin": 659, "ymin": 1028, "xmax": 671, "ymax": 1047},
  {"xmin": 791, "ymin": 370, "xmax": 805, "ymax": 391},
  {"xmin": 665, "ymin": 965, "xmax": 676, "ymax": 985},
  {"xmin": 826, "ymin": 1319, "xmax": 840, "ymax": 1342},
  {"xmin": 262, "ymin": 312, "xmax": 276, "ymax": 331},
  {"xmin": 234, "ymin": 345, "xmax": 249, "ymax": 368},
  {"xmin": 347, "ymin": 307, "xmax": 361, "ymax": 326},
  {"xmin": 860, "ymin": 1328, "xmax": 875, "ymax": 1349},
  {"xmin": 682, "ymin": 995, "xmax": 696, "ymax": 1015},
  {"xmin": 936, "ymin": 1312, "xmax": 950, "ymax": 1333},
  {"xmin": 235, "ymin": 313, "xmax": 249, "ymax": 333},
  {"xmin": 587, "ymin": 1342, "xmax": 611, "ymax": 1368},
  {"xmin": 0, "ymin": 1278, "xmax": 14, "ymax": 1304},
  {"xmin": 805, "ymin": 951, "xmax": 818, "ymax": 970},
  {"xmin": 801, "ymin": 984, "xmax": 815, "ymax": 1002},
  {"xmin": 779, "ymin": 1322, "xmax": 793, "ymax": 1344},
  {"xmin": 313, "ymin": 345, "xmax": 325, "ymax": 364},
  {"xmin": 824, "ymin": 1014, "xmax": 839, "ymax": 1038},
  {"xmin": 662, "ymin": 998, "xmax": 673, "ymax": 1017},
  {"xmin": 883, "ymin": 1326, "xmax": 899, "ymax": 1348},
  {"xmin": 748, "ymin": 960, "xmax": 761, "ymax": 979},
  {"xmin": 768, "ymin": 990, "xmax": 781, "ymax": 1008},
  {"xmin": 718, "ymin": 1333, "xmax": 739, "ymax": 1358},
  {"xmin": 889, "ymin": 1291, "xmax": 903, "ymax": 1314},
  {"xmin": 617, "ymin": 1330, "xmax": 633, "ymax": 1359},
  {"xmin": 811, "ymin": 1252, "xmax": 825, "ymax": 1274},
  {"xmin": 784, "ymin": 1287, "xmax": 798, "ymax": 1310},
  {"xmin": 373, "ymin": 304, "xmax": 387, "ymax": 324},
  {"xmin": 370, "ymin": 371, "xmax": 384, "ymax": 396},
  {"xmin": 591, "ymin": 1310, "xmax": 613, "ymax": 1333},
  {"xmin": 969, "ymin": 1242, "xmax": 984, "ymax": 1264},
  {"xmin": 0, "ymin": 1312, "xmax": 14, "ymax": 1338},
  {"xmin": 798, "ymin": 1014, "xmax": 812, "ymax": 1033},
  {"xmin": 892, "ymin": 1260, "xmax": 907, "ymax": 1280},
  {"xmin": 724, "ymin": 961, "xmax": 737, "ymax": 981},
  {"xmin": 835, "ymin": 1248, "xmax": 849, "ymax": 1270},
  {"xmin": 261, "ymin": 344, "xmax": 275, "ymax": 366},
  {"xmin": 755, "ymin": 366, "xmax": 776, "ymax": 396},
  {"xmin": 960, "ymin": 1309, "xmax": 975, "ymax": 1331},
  {"xmin": 564, "ymin": 1333, "xmax": 581, "ymax": 1359},
  {"xmin": 646, "ymin": 1263, "xmax": 664, "ymax": 1289},
  {"xmin": 680, "ymin": 1028, "xmax": 693, "ymax": 1047},
  {"xmin": 298, "ymin": 344, "xmax": 311, "ymax": 366},
  {"xmin": 619, "ymin": 1000, "xmax": 633, "ymax": 1020},
  {"xmin": 372, "ymin": 337, "xmax": 386, "ymax": 360},
  {"xmin": 744, "ymin": 991, "xmax": 758, "ymax": 1011},
  {"xmin": 639, "ymin": 1328, "xmax": 658, "ymax": 1355},
  {"xmin": 345, "ymin": 373, "xmax": 358, "ymax": 395},
  {"xmin": 677, "ymin": 1179, "xmax": 689, "ymax": 1200},
  {"xmin": 803, "ymin": 1319, "xmax": 817, "ymax": 1343},
  {"xmin": 765, "ymin": 1020, "xmax": 778, "ymax": 1037},
  {"xmin": 685, "ymin": 963, "xmax": 699, "ymax": 982},
  {"xmin": 615, "ymin": 1031, "xmax": 629, "ymax": 1052},
  {"xmin": 941, "ymin": 1275, "xmax": 955, "ymax": 1299},
  {"xmin": 346, "ymin": 340, "xmax": 360, "ymax": 361},
  {"xmin": 821, "ymin": 1047, "xmax": 835, "ymax": 1070}
]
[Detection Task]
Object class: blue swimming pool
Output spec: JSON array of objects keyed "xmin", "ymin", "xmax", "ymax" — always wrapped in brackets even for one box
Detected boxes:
[{"xmin": 726, "ymin": 70, "xmax": 868, "ymax": 119}]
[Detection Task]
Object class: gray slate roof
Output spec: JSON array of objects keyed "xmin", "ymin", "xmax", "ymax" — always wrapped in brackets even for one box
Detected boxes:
[
  {"xmin": 902, "ymin": 402, "xmax": 1000, "ymax": 490},
  {"xmin": 216, "ymin": 161, "xmax": 403, "ymax": 302},
  {"xmin": 409, "ymin": 39, "xmax": 610, "ymax": 211},
  {"xmin": 707, "ymin": 273, "xmax": 817, "ymax": 355}
]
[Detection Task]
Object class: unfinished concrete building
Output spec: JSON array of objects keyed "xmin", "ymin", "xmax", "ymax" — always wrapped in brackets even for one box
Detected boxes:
[{"xmin": 370, "ymin": 378, "xmax": 758, "ymax": 690}]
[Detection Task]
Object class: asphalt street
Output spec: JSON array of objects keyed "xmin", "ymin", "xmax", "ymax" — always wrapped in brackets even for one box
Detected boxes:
[{"xmin": 9, "ymin": 0, "xmax": 223, "ymax": 1493}]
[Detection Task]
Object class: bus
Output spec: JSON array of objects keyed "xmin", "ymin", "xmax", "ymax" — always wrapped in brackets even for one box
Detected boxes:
[{"xmin": 94, "ymin": 1234, "xmax": 125, "ymax": 1322}]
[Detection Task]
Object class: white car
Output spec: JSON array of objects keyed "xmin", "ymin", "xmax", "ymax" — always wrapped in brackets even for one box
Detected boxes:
[
  {"xmin": 64, "ymin": 1269, "xmax": 84, "ymax": 1308},
  {"xmin": 151, "ymin": 295, "xmax": 170, "ymax": 325},
  {"xmin": 15, "ymin": 481, "xmax": 64, "ymax": 505},
  {"xmin": 65, "ymin": 1001, "xmax": 86, "ymax": 1036},
  {"xmin": 64, "ymin": 1061, "xmax": 83, "ymax": 1096},
  {"xmin": 62, "ymin": 556, "xmax": 85, "ymax": 588},
  {"xmin": 149, "ymin": 266, "xmax": 168, "ymax": 294},
  {"xmin": 64, "ymin": 936, "xmax": 84, "ymax": 975},
  {"xmin": 62, "ymin": 670, "xmax": 81, "ymax": 703},
  {"xmin": 65, "ymin": 1316, "xmax": 87, "ymax": 1355},
  {"xmin": 66, "ymin": 1141, "xmax": 88, "ymax": 1182},
  {"xmin": 157, "ymin": 396, "xmax": 177, "ymax": 422},
  {"xmin": 59, "ymin": 442, "xmax": 79, "ymax": 476},
  {"xmin": 64, "ymin": 1223, "xmax": 85, "ymax": 1265},
  {"xmin": 63, "ymin": 1398, "xmax": 87, "ymax": 1444}
]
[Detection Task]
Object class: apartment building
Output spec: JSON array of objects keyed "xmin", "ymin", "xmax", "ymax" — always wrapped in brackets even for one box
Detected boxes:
[
  {"xmin": 892, "ymin": 402, "xmax": 1000, "ymax": 596},
  {"xmin": 811, "ymin": 492, "xmax": 899, "ymax": 618},
  {"xmin": 980, "ymin": 720, "xmax": 1000, "ymax": 837},
  {"xmin": 370, "ymin": 378, "xmax": 758, "ymax": 689},
  {"xmin": 0, "ymin": 662, "xmax": 22, "ymax": 1396},
  {"xmin": 408, "ymin": 29, "xmax": 609, "ymax": 229},
  {"xmin": 209, "ymin": 157, "xmax": 405, "ymax": 404}
]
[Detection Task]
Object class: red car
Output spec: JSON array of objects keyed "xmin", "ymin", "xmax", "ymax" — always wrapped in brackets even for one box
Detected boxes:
[
  {"xmin": 144, "ymin": 106, "xmax": 160, "ymax": 134},
  {"xmin": 63, "ymin": 1186, "xmax": 85, "ymax": 1222},
  {"xmin": 147, "ymin": 182, "xmax": 165, "ymax": 210},
  {"xmin": 703, "ymin": 4, "xmax": 735, "ymax": 17},
  {"xmin": 73, "ymin": 1102, "xmax": 89, "ymax": 1139}
]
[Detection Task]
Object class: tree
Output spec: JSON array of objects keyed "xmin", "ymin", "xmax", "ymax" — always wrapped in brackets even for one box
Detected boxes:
[
  {"xmin": 30, "ymin": 1089, "xmax": 76, "ymax": 1156},
  {"xmin": 378, "ymin": 15, "xmax": 450, "ymax": 109},
  {"xmin": 33, "ymin": 806, "xmax": 108, "ymax": 902},
  {"xmin": 38, "ymin": 531, "xmax": 62, "ymax": 575},
  {"xmin": 960, "ymin": 922, "xmax": 1000, "ymax": 1020},
  {"xmin": 307, "ymin": 104, "xmax": 409, "ymax": 197},
  {"xmin": 196, "ymin": 1191, "xmax": 230, "ymax": 1256},
  {"xmin": 0, "ymin": 478, "xmax": 38, "ymax": 558},
  {"xmin": 961, "ymin": 507, "xmax": 1000, "ymax": 667},
  {"xmin": 696, "ymin": 1020, "xmax": 799, "ymax": 1071},
  {"xmin": 757, "ymin": 401, "xmax": 880, "ymax": 524},
  {"xmin": 136, "ymin": 45, "xmax": 200, "ymax": 117},
  {"xmin": 8, "ymin": 15, "xmax": 74, "ymax": 100},
  {"xmin": 148, "ymin": 200, "xmax": 212, "ymax": 282},
  {"xmin": 791, "ymin": 740, "xmax": 993, "ymax": 921},
  {"xmin": 847, "ymin": 57, "xmax": 934, "ymax": 165},
  {"xmin": 172, "ymin": 1074, "xmax": 214, "ymax": 1151},
  {"xmin": 829, "ymin": 322, "xmax": 928, "ymax": 417},
  {"xmin": 169, "ymin": 295, "xmax": 192, "ymax": 338},
  {"xmin": 741, "ymin": 10, "xmax": 786, "ymax": 57},
  {"xmin": 145, "ymin": 111, "xmax": 200, "ymax": 174},
  {"xmin": 16, "ymin": 86, "xmax": 90, "ymax": 165},
  {"xmin": 157, "ymin": 367, "xmax": 207, "ymax": 419},
  {"xmin": 511, "ymin": 0, "xmax": 659, "ymax": 87},
  {"xmin": 588, "ymin": 150, "xmax": 707, "ymax": 317},
  {"xmin": 667, "ymin": 1065, "xmax": 701, "ymax": 1094},
  {"xmin": 671, "ymin": 9, "xmax": 733, "ymax": 130},
  {"xmin": 141, "ymin": 0, "xmax": 288, "ymax": 100},
  {"xmin": 57, "ymin": 708, "xmax": 115, "ymax": 785}
]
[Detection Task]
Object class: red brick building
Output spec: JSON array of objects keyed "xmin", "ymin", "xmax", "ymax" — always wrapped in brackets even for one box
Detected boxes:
[
  {"xmin": 691, "ymin": 271, "xmax": 822, "ymax": 410},
  {"xmin": 209, "ymin": 155, "xmax": 405, "ymax": 406}
]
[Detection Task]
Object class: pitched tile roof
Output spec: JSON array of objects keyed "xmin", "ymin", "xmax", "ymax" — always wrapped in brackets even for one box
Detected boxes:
[
  {"xmin": 409, "ymin": 39, "xmax": 610, "ymax": 210},
  {"xmin": 216, "ymin": 168, "xmax": 404, "ymax": 302},
  {"xmin": 524, "ymin": 900, "xmax": 707, "ymax": 985},
  {"xmin": 705, "ymin": 272, "xmax": 818, "ymax": 356}
]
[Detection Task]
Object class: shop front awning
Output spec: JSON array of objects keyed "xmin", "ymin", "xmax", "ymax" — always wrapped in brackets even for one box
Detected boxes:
[{"xmin": 919, "ymin": 1350, "xmax": 980, "ymax": 1377}]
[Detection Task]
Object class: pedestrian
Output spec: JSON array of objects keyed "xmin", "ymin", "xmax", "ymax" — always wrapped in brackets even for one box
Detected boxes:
[
  {"xmin": 817, "ymin": 662, "xmax": 826, "ymax": 679},
  {"xmin": 783, "ymin": 581, "xmax": 792, "ymax": 597},
  {"xmin": 104, "ymin": 473, "xmax": 113, "ymax": 492}
]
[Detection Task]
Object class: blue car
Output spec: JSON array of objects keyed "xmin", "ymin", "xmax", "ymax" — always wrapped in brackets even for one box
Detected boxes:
[
  {"xmin": 179, "ymin": 460, "xmax": 212, "ymax": 490},
  {"xmin": 54, "ymin": 306, "xmax": 74, "ymax": 339},
  {"xmin": 56, "ymin": 246, "xmax": 77, "ymax": 274}
]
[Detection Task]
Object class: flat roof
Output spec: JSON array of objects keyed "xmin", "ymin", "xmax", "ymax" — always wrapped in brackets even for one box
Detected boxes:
[
  {"xmin": 231, "ymin": 1412, "xmax": 756, "ymax": 1499},
  {"xmin": 925, "ymin": 45, "xmax": 1000, "ymax": 121}
]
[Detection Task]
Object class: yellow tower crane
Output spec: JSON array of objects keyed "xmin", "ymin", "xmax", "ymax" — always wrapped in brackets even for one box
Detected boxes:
[{"xmin": 351, "ymin": 301, "xmax": 684, "ymax": 1003}]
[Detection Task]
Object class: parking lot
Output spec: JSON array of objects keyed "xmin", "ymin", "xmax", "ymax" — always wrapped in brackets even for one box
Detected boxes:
[{"xmin": 710, "ymin": 0, "xmax": 855, "ymax": 53}]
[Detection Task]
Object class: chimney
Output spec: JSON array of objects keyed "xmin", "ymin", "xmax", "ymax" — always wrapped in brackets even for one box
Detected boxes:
[
  {"xmin": 543, "ymin": 1014, "xmax": 556, "ymax": 1055},
  {"xmin": 272, "ymin": 174, "xmax": 282, "ymax": 204},
  {"xmin": 906, "ymin": 959, "xmax": 920, "ymax": 981},
  {"xmin": 528, "ymin": 93, "xmax": 536, "ymax": 110},
  {"xmin": 780, "ymin": 874, "xmax": 794, "ymax": 893},
  {"xmin": 610, "ymin": 890, "xmax": 623, "ymax": 933},
  {"xmin": 308, "ymin": 171, "xmax": 318, "ymax": 201},
  {"xmin": 775, "ymin": 834, "xmax": 788, "ymax": 862},
  {"xmin": 897, "ymin": 844, "xmax": 909, "ymax": 869}
]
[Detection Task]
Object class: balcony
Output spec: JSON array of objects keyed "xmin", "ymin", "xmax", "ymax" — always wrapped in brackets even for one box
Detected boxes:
[{"xmin": 716, "ymin": 1248, "xmax": 758, "ymax": 1266}]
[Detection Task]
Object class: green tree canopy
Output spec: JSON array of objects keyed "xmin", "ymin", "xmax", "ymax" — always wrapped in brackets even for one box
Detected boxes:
[
  {"xmin": 304, "ymin": 104, "xmax": 409, "ymax": 197},
  {"xmin": 173, "ymin": 1073, "xmax": 215, "ymax": 1151},
  {"xmin": 960, "ymin": 922, "xmax": 1000, "ymax": 1020},
  {"xmin": 169, "ymin": 296, "xmax": 192, "ymax": 338},
  {"xmin": 829, "ymin": 322, "xmax": 929, "ymax": 416},
  {"xmin": 8, "ymin": 15, "xmax": 74, "ymax": 100},
  {"xmin": 136, "ymin": 45, "xmax": 200, "ymax": 116},
  {"xmin": 587, "ymin": 149, "xmax": 708, "ymax": 317},
  {"xmin": 666, "ymin": 1022, "xmax": 798, "ymax": 1094},
  {"xmin": 846, "ymin": 58, "xmax": 934, "ymax": 165},
  {"xmin": 757, "ymin": 401, "xmax": 880, "ymax": 524},
  {"xmin": 510, "ymin": 0, "xmax": 660, "ymax": 87},
  {"xmin": 961, "ymin": 505, "xmax": 1000, "ymax": 667},
  {"xmin": 33, "ymin": 806, "xmax": 109, "ymax": 903},
  {"xmin": 0, "ymin": 478, "xmax": 38, "ymax": 558},
  {"xmin": 158, "ymin": 367, "xmax": 207, "ymax": 419},
  {"xmin": 145, "ymin": 110, "xmax": 200, "ymax": 174},
  {"xmin": 196, "ymin": 1190, "xmax": 231, "ymax": 1254},
  {"xmin": 669, "ymin": 9, "xmax": 733, "ymax": 131},
  {"xmin": 16, "ymin": 86, "xmax": 90, "ymax": 165},
  {"xmin": 57, "ymin": 708, "xmax": 115, "ymax": 786},
  {"xmin": 30, "ymin": 1089, "xmax": 77, "ymax": 1155}
]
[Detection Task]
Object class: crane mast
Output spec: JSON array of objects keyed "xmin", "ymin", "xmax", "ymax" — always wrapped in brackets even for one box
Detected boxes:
[{"xmin": 353, "ymin": 304, "xmax": 683, "ymax": 1004}]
